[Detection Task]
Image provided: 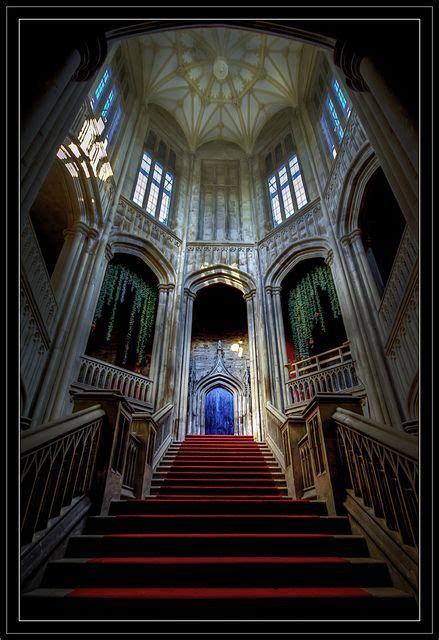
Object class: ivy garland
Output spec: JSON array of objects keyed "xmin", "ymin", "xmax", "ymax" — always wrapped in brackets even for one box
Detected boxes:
[
  {"xmin": 93, "ymin": 262, "xmax": 158, "ymax": 366},
  {"xmin": 287, "ymin": 265, "xmax": 341, "ymax": 360}
]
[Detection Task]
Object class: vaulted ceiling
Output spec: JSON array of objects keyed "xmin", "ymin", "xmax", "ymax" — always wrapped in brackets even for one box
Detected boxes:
[{"xmin": 137, "ymin": 28, "xmax": 317, "ymax": 153}]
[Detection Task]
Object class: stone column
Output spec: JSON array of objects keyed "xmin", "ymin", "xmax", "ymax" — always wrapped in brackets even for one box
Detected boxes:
[
  {"xmin": 31, "ymin": 226, "xmax": 103, "ymax": 424},
  {"xmin": 334, "ymin": 41, "xmax": 418, "ymax": 238},
  {"xmin": 149, "ymin": 283, "xmax": 176, "ymax": 408},
  {"xmin": 244, "ymin": 290, "xmax": 263, "ymax": 442},
  {"xmin": 272, "ymin": 287, "xmax": 290, "ymax": 409},
  {"xmin": 50, "ymin": 222, "xmax": 91, "ymax": 306},
  {"xmin": 338, "ymin": 234, "xmax": 404, "ymax": 428},
  {"xmin": 175, "ymin": 289, "xmax": 196, "ymax": 441},
  {"xmin": 264, "ymin": 286, "xmax": 283, "ymax": 408},
  {"xmin": 21, "ymin": 34, "xmax": 109, "ymax": 225}
]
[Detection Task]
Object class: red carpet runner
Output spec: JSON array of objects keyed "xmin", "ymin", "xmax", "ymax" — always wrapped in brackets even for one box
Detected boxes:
[{"xmin": 22, "ymin": 435, "xmax": 417, "ymax": 620}]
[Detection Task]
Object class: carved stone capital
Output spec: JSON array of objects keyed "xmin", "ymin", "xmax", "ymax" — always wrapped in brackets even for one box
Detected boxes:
[
  {"xmin": 325, "ymin": 249, "xmax": 334, "ymax": 267},
  {"xmin": 72, "ymin": 33, "xmax": 108, "ymax": 82},
  {"xmin": 184, "ymin": 288, "xmax": 196, "ymax": 300},
  {"xmin": 333, "ymin": 40, "xmax": 369, "ymax": 92},
  {"xmin": 105, "ymin": 242, "xmax": 114, "ymax": 262},
  {"xmin": 158, "ymin": 283, "xmax": 175, "ymax": 293},
  {"xmin": 243, "ymin": 289, "xmax": 256, "ymax": 302},
  {"xmin": 63, "ymin": 221, "xmax": 90, "ymax": 239}
]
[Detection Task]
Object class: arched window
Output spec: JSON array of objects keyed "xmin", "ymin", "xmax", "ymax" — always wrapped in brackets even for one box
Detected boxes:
[
  {"xmin": 318, "ymin": 75, "xmax": 352, "ymax": 159},
  {"xmin": 131, "ymin": 134, "xmax": 176, "ymax": 225},
  {"xmin": 89, "ymin": 48, "xmax": 131, "ymax": 148},
  {"xmin": 265, "ymin": 134, "xmax": 308, "ymax": 227}
]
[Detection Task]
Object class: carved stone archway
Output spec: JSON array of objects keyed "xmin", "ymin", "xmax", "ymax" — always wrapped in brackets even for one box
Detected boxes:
[{"xmin": 188, "ymin": 341, "xmax": 251, "ymax": 436}]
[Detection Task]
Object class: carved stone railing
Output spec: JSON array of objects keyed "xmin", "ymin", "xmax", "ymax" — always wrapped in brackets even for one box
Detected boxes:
[
  {"xmin": 122, "ymin": 432, "xmax": 143, "ymax": 493},
  {"xmin": 152, "ymin": 403, "xmax": 174, "ymax": 469},
  {"xmin": 21, "ymin": 218, "xmax": 57, "ymax": 335},
  {"xmin": 334, "ymin": 408, "xmax": 419, "ymax": 549},
  {"xmin": 323, "ymin": 112, "xmax": 368, "ymax": 223},
  {"xmin": 298, "ymin": 433, "xmax": 315, "ymax": 492},
  {"xmin": 265, "ymin": 402, "xmax": 286, "ymax": 468},
  {"xmin": 258, "ymin": 199, "xmax": 324, "ymax": 274},
  {"xmin": 114, "ymin": 196, "xmax": 182, "ymax": 271},
  {"xmin": 285, "ymin": 343, "xmax": 360, "ymax": 406},
  {"xmin": 20, "ymin": 405, "xmax": 105, "ymax": 546},
  {"xmin": 76, "ymin": 355, "xmax": 152, "ymax": 405},
  {"xmin": 186, "ymin": 242, "xmax": 257, "ymax": 277},
  {"xmin": 379, "ymin": 225, "xmax": 418, "ymax": 337}
]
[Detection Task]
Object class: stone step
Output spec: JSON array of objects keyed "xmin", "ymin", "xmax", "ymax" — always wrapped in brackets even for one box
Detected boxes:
[{"xmin": 109, "ymin": 499, "xmax": 328, "ymax": 516}]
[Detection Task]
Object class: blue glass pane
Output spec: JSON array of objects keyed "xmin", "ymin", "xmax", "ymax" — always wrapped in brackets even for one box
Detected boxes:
[{"xmin": 205, "ymin": 387, "xmax": 234, "ymax": 435}]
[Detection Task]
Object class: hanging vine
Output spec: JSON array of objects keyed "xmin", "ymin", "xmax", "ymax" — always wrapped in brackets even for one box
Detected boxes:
[
  {"xmin": 287, "ymin": 264, "xmax": 341, "ymax": 360},
  {"xmin": 93, "ymin": 261, "xmax": 158, "ymax": 367}
]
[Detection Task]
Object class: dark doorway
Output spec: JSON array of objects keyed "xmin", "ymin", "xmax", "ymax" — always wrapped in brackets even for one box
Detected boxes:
[{"xmin": 205, "ymin": 387, "xmax": 234, "ymax": 435}]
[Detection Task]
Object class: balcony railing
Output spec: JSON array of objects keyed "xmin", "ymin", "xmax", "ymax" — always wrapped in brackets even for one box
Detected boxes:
[
  {"xmin": 285, "ymin": 342, "xmax": 360, "ymax": 405},
  {"xmin": 77, "ymin": 355, "xmax": 152, "ymax": 405}
]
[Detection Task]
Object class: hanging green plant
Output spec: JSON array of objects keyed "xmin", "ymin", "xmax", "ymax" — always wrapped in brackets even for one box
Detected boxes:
[
  {"xmin": 93, "ymin": 261, "xmax": 158, "ymax": 367},
  {"xmin": 287, "ymin": 264, "xmax": 341, "ymax": 360}
]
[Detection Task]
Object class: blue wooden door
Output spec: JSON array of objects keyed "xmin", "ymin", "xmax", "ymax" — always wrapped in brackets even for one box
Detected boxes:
[{"xmin": 205, "ymin": 387, "xmax": 234, "ymax": 435}]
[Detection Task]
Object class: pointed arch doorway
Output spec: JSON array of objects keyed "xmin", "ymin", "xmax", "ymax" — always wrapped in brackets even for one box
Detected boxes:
[{"xmin": 205, "ymin": 386, "xmax": 234, "ymax": 435}]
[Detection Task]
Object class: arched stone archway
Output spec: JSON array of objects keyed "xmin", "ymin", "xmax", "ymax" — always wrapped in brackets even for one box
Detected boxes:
[{"xmin": 174, "ymin": 267, "xmax": 263, "ymax": 442}]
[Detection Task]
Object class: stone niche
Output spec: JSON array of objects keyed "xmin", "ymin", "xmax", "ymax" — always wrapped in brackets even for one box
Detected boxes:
[{"xmin": 198, "ymin": 159, "xmax": 242, "ymax": 241}]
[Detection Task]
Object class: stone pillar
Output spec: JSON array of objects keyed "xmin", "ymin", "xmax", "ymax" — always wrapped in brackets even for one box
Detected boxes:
[
  {"xmin": 264, "ymin": 286, "xmax": 284, "ymax": 408},
  {"xmin": 334, "ymin": 41, "xmax": 418, "ymax": 238},
  {"xmin": 272, "ymin": 287, "xmax": 290, "ymax": 409},
  {"xmin": 175, "ymin": 289, "xmax": 196, "ymax": 441},
  {"xmin": 244, "ymin": 290, "xmax": 263, "ymax": 442},
  {"xmin": 21, "ymin": 34, "xmax": 109, "ymax": 225},
  {"xmin": 149, "ymin": 283, "xmax": 176, "ymax": 408},
  {"xmin": 338, "ymin": 234, "xmax": 404, "ymax": 428},
  {"xmin": 50, "ymin": 222, "xmax": 92, "ymax": 306}
]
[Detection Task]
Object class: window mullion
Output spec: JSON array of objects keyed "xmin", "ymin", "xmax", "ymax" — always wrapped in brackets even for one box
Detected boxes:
[
  {"xmin": 285, "ymin": 159, "xmax": 299, "ymax": 213},
  {"xmin": 275, "ymin": 172, "xmax": 286, "ymax": 222},
  {"xmin": 155, "ymin": 169, "xmax": 166, "ymax": 219},
  {"xmin": 143, "ymin": 159, "xmax": 155, "ymax": 210},
  {"xmin": 330, "ymin": 84, "xmax": 347, "ymax": 133}
]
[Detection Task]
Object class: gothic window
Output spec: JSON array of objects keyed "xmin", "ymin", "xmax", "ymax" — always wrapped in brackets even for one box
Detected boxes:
[
  {"xmin": 266, "ymin": 138, "xmax": 308, "ymax": 227},
  {"xmin": 89, "ymin": 52, "xmax": 131, "ymax": 148},
  {"xmin": 132, "ymin": 141, "xmax": 175, "ymax": 225},
  {"xmin": 317, "ymin": 75, "xmax": 352, "ymax": 160}
]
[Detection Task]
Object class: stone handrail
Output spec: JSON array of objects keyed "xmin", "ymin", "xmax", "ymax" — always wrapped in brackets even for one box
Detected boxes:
[
  {"xmin": 77, "ymin": 355, "xmax": 153, "ymax": 404},
  {"xmin": 286, "ymin": 342, "xmax": 352, "ymax": 378},
  {"xmin": 21, "ymin": 405, "xmax": 105, "ymax": 545},
  {"xmin": 333, "ymin": 407, "xmax": 418, "ymax": 548}
]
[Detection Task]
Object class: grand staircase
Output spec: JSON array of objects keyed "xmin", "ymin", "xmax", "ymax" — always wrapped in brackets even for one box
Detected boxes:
[{"xmin": 22, "ymin": 435, "xmax": 417, "ymax": 620}]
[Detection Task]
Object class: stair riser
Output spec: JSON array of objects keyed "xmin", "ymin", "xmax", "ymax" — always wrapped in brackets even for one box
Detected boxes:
[
  {"xmin": 84, "ymin": 516, "xmax": 351, "ymax": 535},
  {"xmin": 151, "ymin": 487, "xmax": 288, "ymax": 496},
  {"xmin": 153, "ymin": 473, "xmax": 284, "ymax": 480},
  {"xmin": 109, "ymin": 501, "xmax": 328, "ymax": 516},
  {"xmin": 66, "ymin": 536, "xmax": 370, "ymax": 558},
  {"xmin": 22, "ymin": 594, "xmax": 417, "ymax": 621},
  {"xmin": 42, "ymin": 561, "xmax": 391, "ymax": 589}
]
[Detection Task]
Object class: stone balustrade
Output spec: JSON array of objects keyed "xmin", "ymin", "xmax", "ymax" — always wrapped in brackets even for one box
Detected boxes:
[
  {"xmin": 286, "ymin": 357, "xmax": 360, "ymax": 406},
  {"xmin": 76, "ymin": 355, "xmax": 152, "ymax": 404}
]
